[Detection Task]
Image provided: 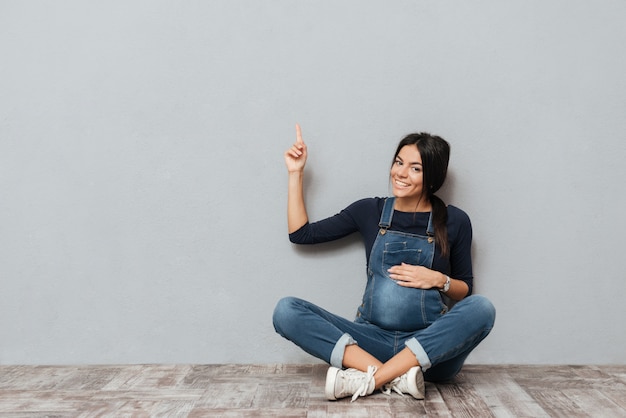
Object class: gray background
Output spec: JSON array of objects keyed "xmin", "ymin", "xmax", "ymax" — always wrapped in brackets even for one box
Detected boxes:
[{"xmin": 1, "ymin": 1, "xmax": 625, "ymax": 365}]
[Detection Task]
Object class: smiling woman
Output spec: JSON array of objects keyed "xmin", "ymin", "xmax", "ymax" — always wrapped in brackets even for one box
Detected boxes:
[{"xmin": 272, "ymin": 125, "xmax": 496, "ymax": 402}]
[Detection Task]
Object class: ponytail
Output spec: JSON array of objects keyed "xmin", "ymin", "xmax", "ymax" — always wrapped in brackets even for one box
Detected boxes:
[{"xmin": 430, "ymin": 194, "xmax": 449, "ymax": 258}]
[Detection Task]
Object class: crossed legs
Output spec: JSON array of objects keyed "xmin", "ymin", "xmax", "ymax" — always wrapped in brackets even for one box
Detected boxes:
[
  {"xmin": 343, "ymin": 344, "xmax": 418, "ymax": 390},
  {"xmin": 273, "ymin": 295, "xmax": 495, "ymax": 398}
]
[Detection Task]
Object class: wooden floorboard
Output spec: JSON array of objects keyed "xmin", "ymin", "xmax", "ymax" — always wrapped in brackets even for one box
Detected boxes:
[{"xmin": 0, "ymin": 364, "xmax": 625, "ymax": 417}]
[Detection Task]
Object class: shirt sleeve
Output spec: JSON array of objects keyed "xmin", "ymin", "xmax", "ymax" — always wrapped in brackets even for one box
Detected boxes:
[
  {"xmin": 447, "ymin": 205, "xmax": 474, "ymax": 295},
  {"xmin": 288, "ymin": 198, "xmax": 377, "ymax": 244}
]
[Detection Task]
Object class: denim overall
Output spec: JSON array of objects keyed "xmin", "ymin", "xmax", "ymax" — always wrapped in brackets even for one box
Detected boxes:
[{"xmin": 357, "ymin": 197, "xmax": 447, "ymax": 331}]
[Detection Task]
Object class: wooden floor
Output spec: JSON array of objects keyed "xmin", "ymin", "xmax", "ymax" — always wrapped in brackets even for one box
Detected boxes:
[{"xmin": 0, "ymin": 364, "xmax": 625, "ymax": 417}]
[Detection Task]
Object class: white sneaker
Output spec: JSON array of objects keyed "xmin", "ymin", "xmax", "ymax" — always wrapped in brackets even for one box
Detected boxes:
[
  {"xmin": 325, "ymin": 365, "xmax": 377, "ymax": 402},
  {"xmin": 383, "ymin": 366, "xmax": 424, "ymax": 399}
]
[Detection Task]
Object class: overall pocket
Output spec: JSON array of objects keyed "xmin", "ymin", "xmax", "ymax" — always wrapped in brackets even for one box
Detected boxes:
[{"xmin": 382, "ymin": 246, "xmax": 425, "ymax": 279}]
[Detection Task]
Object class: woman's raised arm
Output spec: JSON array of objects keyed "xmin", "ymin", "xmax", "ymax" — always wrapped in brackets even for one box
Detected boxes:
[{"xmin": 285, "ymin": 123, "xmax": 309, "ymax": 233}]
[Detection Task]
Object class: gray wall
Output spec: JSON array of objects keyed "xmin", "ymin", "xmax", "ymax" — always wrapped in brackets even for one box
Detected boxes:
[{"xmin": 1, "ymin": 1, "xmax": 625, "ymax": 365}]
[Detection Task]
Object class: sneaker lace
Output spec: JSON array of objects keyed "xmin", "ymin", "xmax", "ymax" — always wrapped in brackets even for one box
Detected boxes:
[
  {"xmin": 350, "ymin": 365, "xmax": 377, "ymax": 402},
  {"xmin": 382, "ymin": 375, "xmax": 406, "ymax": 397}
]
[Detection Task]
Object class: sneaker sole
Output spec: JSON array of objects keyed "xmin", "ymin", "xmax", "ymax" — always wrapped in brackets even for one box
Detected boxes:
[
  {"xmin": 406, "ymin": 366, "xmax": 425, "ymax": 399},
  {"xmin": 325, "ymin": 367, "xmax": 341, "ymax": 400}
]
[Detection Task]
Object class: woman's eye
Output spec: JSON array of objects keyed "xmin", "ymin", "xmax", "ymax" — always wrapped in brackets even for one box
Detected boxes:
[
  {"xmin": 411, "ymin": 167, "xmax": 421, "ymax": 173},
  {"xmin": 395, "ymin": 160, "xmax": 403, "ymax": 166}
]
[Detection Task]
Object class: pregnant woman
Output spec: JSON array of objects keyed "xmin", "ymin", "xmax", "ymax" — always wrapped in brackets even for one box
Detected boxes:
[{"xmin": 273, "ymin": 125, "xmax": 495, "ymax": 401}]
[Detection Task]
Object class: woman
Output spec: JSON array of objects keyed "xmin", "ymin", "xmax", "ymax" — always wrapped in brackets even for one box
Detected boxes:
[{"xmin": 273, "ymin": 124, "xmax": 495, "ymax": 402}]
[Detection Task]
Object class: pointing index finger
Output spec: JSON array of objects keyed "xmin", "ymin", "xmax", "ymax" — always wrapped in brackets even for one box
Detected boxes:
[{"xmin": 295, "ymin": 123, "xmax": 304, "ymax": 144}]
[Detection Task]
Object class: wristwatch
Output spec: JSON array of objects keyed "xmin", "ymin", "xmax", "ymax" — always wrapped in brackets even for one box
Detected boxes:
[{"xmin": 441, "ymin": 275, "xmax": 451, "ymax": 293}]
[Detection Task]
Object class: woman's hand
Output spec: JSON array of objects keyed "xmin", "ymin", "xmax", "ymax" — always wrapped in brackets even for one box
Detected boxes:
[
  {"xmin": 284, "ymin": 123, "xmax": 307, "ymax": 173},
  {"xmin": 387, "ymin": 263, "xmax": 444, "ymax": 289},
  {"xmin": 389, "ymin": 263, "xmax": 469, "ymax": 300}
]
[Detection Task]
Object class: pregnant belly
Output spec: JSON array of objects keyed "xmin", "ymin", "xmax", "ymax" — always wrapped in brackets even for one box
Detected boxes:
[{"xmin": 368, "ymin": 275, "xmax": 444, "ymax": 331}]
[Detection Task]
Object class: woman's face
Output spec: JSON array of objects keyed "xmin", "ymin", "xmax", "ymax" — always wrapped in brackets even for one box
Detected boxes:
[{"xmin": 390, "ymin": 145, "xmax": 425, "ymax": 200}]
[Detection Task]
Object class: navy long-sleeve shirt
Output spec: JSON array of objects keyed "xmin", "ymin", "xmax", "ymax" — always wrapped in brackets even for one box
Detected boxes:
[{"xmin": 289, "ymin": 197, "xmax": 474, "ymax": 295}]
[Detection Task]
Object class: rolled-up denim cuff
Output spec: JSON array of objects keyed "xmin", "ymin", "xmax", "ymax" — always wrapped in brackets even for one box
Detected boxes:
[
  {"xmin": 330, "ymin": 333, "xmax": 357, "ymax": 368},
  {"xmin": 405, "ymin": 337, "xmax": 432, "ymax": 371}
]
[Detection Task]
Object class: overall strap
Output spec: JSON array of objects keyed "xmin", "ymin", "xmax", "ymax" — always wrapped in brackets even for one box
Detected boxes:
[
  {"xmin": 426, "ymin": 211, "xmax": 434, "ymax": 237},
  {"xmin": 379, "ymin": 197, "xmax": 395, "ymax": 230}
]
